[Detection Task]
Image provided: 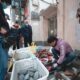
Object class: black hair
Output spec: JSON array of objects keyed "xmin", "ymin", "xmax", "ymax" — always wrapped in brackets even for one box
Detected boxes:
[
  {"xmin": 47, "ymin": 36, "xmax": 58, "ymax": 43},
  {"xmin": 15, "ymin": 21, "xmax": 19, "ymax": 24}
]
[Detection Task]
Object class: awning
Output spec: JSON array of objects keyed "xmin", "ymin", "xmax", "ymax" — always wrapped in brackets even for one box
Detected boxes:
[{"xmin": 40, "ymin": 5, "xmax": 57, "ymax": 19}]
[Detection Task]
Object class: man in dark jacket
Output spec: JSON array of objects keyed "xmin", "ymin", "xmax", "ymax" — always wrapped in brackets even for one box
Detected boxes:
[
  {"xmin": 20, "ymin": 19, "xmax": 32, "ymax": 47},
  {"xmin": 10, "ymin": 21, "xmax": 20, "ymax": 49}
]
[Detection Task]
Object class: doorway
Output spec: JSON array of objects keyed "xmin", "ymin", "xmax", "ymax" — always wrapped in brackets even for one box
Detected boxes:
[{"xmin": 48, "ymin": 15, "xmax": 57, "ymax": 37}]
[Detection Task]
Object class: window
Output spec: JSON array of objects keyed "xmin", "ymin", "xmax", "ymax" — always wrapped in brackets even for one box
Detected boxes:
[
  {"xmin": 31, "ymin": 11, "xmax": 40, "ymax": 20},
  {"xmin": 32, "ymin": 0, "xmax": 39, "ymax": 7}
]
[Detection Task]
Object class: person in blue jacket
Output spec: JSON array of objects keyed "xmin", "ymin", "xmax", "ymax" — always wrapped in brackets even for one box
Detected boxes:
[{"xmin": 0, "ymin": 1, "xmax": 10, "ymax": 80}]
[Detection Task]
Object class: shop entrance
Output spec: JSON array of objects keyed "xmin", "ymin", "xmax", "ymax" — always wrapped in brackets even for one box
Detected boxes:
[{"xmin": 48, "ymin": 15, "xmax": 57, "ymax": 37}]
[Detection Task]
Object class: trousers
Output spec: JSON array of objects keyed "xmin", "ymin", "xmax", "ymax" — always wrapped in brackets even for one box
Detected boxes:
[{"xmin": 0, "ymin": 37, "xmax": 8, "ymax": 80}]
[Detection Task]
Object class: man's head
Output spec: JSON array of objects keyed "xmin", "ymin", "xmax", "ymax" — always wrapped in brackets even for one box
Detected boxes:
[
  {"xmin": 47, "ymin": 36, "xmax": 58, "ymax": 47},
  {"xmin": 13, "ymin": 21, "xmax": 19, "ymax": 28}
]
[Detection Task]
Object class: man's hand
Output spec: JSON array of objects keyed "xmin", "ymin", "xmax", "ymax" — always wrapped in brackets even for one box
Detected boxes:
[{"xmin": 0, "ymin": 27, "xmax": 7, "ymax": 34}]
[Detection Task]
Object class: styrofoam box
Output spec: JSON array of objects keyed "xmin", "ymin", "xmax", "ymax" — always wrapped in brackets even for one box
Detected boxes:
[
  {"xmin": 13, "ymin": 47, "xmax": 35, "ymax": 61},
  {"xmin": 10, "ymin": 58, "xmax": 49, "ymax": 80}
]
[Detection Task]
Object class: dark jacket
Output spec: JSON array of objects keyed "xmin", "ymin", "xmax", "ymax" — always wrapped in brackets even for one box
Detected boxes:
[
  {"xmin": 20, "ymin": 24, "xmax": 32, "ymax": 42},
  {"xmin": 10, "ymin": 28, "xmax": 20, "ymax": 38},
  {"xmin": 0, "ymin": 2, "xmax": 9, "ymax": 35}
]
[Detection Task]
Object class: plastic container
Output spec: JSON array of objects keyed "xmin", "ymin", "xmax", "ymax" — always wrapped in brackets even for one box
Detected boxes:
[
  {"xmin": 10, "ymin": 58, "xmax": 49, "ymax": 80},
  {"xmin": 13, "ymin": 47, "xmax": 35, "ymax": 61}
]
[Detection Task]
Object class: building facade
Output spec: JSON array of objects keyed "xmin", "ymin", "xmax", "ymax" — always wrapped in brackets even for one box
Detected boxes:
[
  {"xmin": 28, "ymin": 0, "xmax": 54, "ymax": 45},
  {"xmin": 57, "ymin": 0, "xmax": 80, "ymax": 49},
  {"xmin": 41, "ymin": 0, "xmax": 80, "ymax": 49},
  {"xmin": 23, "ymin": 0, "xmax": 80, "ymax": 49}
]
